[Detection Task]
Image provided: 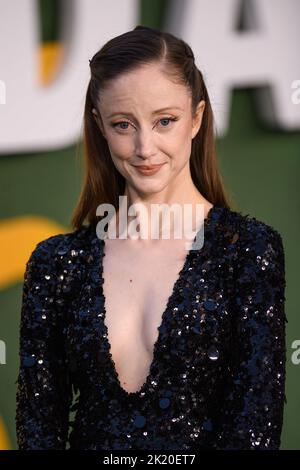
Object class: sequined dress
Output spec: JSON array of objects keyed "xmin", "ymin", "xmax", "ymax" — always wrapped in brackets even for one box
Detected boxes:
[{"xmin": 15, "ymin": 206, "xmax": 287, "ymax": 450}]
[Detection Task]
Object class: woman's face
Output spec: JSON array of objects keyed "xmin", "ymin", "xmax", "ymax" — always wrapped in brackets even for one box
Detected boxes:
[{"xmin": 92, "ymin": 62, "xmax": 205, "ymax": 195}]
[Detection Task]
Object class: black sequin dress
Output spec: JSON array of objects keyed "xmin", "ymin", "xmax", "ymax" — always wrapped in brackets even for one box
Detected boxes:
[{"xmin": 15, "ymin": 206, "xmax": 287, "ymax": 450}]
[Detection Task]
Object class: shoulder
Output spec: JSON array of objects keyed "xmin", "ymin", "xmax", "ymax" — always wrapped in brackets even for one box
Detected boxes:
[
  {"xmin": 218, "ymin": 208, "xmax": 285, "ymax": 293},
  {"xmin": 218, "ymin": 206, "xmax": 284, "ymax": 257},
  {"xmin": 23, "ymin": 224, "xmax": 97, "ymax": 303},
  {"xmin": 26, "ymin": 223, "xmax": 95, "ymax": 268}
]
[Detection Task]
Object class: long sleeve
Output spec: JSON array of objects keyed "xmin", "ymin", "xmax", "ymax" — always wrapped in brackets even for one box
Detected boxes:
[
  {"xmin": 213, "ymin": 223, "xmax": 287, "ymax": 450},
  {"xmin": 15, "ymin": 237, "xmax": 73, "ymax": 449}
]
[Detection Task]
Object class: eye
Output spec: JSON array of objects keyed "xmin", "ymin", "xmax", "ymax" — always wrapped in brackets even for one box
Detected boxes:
[
  {"xmin": 111, "ymin": 117, "xmax": 178, "ymax": 132},
  {"xmin": 112, "ymin": 121, "xmax": 130, "ymax": 130},
  {"xmin": 158, "ymin": 117, "xmax": 178, "ymax": 127}
]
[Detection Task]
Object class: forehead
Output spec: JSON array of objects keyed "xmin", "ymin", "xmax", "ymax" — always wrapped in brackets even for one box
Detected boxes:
[{"xmin": 98, "ymin": 63, "xmax": 190, "ymax": 115}]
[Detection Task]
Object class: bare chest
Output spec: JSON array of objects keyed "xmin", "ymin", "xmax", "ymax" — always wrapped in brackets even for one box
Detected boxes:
[{"xmin": 101, "ymin": 238, "xmax": 189, "ymax": 393}]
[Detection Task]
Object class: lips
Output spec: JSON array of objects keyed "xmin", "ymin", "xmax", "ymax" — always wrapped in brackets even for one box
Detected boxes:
[{"xmin": 133, "ymin": 163, "xmax": 166, "ymax": 176}]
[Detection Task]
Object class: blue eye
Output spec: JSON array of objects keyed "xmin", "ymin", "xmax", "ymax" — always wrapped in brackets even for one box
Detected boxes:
[
  {"xmin": 160, "ymin": 118, "xmax": 175, "ymax": 126},
  {"xmin": 113, "ymin": 121, "xmax": 130, "ymax": 130},
  {"xmin": 112, "ymin": 117, "xmax": 178, "ymax": 131}
]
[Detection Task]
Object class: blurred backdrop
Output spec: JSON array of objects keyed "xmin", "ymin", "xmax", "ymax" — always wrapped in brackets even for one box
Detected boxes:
[{"xmin": 0, "ymin": 0, "xmax": 299, "ymax": 450}]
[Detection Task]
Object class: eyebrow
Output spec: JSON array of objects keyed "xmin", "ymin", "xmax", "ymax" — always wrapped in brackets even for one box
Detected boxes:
[{"xmin": 107, "ymin": 106, "xmax": 183, "ymax": 119}]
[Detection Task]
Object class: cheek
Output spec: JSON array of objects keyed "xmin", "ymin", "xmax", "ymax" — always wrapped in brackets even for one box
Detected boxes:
[
  {"xmin": 106, "ymin": 134, "xmax": 133, "ymax": 161},
  {"xmin": 165, "ymin": 125, "xmax": 192, "ymax": 161}
]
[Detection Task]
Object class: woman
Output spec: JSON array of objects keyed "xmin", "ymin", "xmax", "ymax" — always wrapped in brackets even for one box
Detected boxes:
[{"xmin": 15, "ymin": 25, "xmax": 287, "ymax": 450}]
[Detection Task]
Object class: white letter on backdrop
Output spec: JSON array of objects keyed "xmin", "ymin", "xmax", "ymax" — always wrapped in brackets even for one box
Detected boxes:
[
  {"xmin": 0, "ymin": 0, "xmax": 138, "ymax": 153},
  {"xmin": 165, "ymin": 0, "xmax": 300, "ymax": 136}
]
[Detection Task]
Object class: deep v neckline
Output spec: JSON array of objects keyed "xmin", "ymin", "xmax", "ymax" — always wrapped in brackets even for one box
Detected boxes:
[{"xmin": 98, "ymin": 206, "xmax": 217, "ymax": 399}]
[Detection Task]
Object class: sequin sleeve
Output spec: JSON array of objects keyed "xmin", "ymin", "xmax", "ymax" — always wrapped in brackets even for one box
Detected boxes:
[
  {"xmin": 15, "ymin": 237, "xmax": 72, "ymax": 449},
  {"xmin": 214, "ymin": 224, "xmax": 287, "ymax": 450}
]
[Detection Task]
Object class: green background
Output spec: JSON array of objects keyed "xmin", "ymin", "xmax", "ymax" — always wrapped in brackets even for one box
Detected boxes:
[{"xmin": 0, "ymin": 0, "xmax": 299, "ymax": 450}]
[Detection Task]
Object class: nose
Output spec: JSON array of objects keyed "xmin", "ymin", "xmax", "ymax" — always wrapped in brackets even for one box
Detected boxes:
[{"xmin": 135, "ymin": 128, "xmax": 157, "ymax": 160}]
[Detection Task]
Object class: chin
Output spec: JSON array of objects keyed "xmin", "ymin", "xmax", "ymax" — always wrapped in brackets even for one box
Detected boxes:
[{"xmin": 133, "ymin": 178, "xmax": 167, "ymax": 194}]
